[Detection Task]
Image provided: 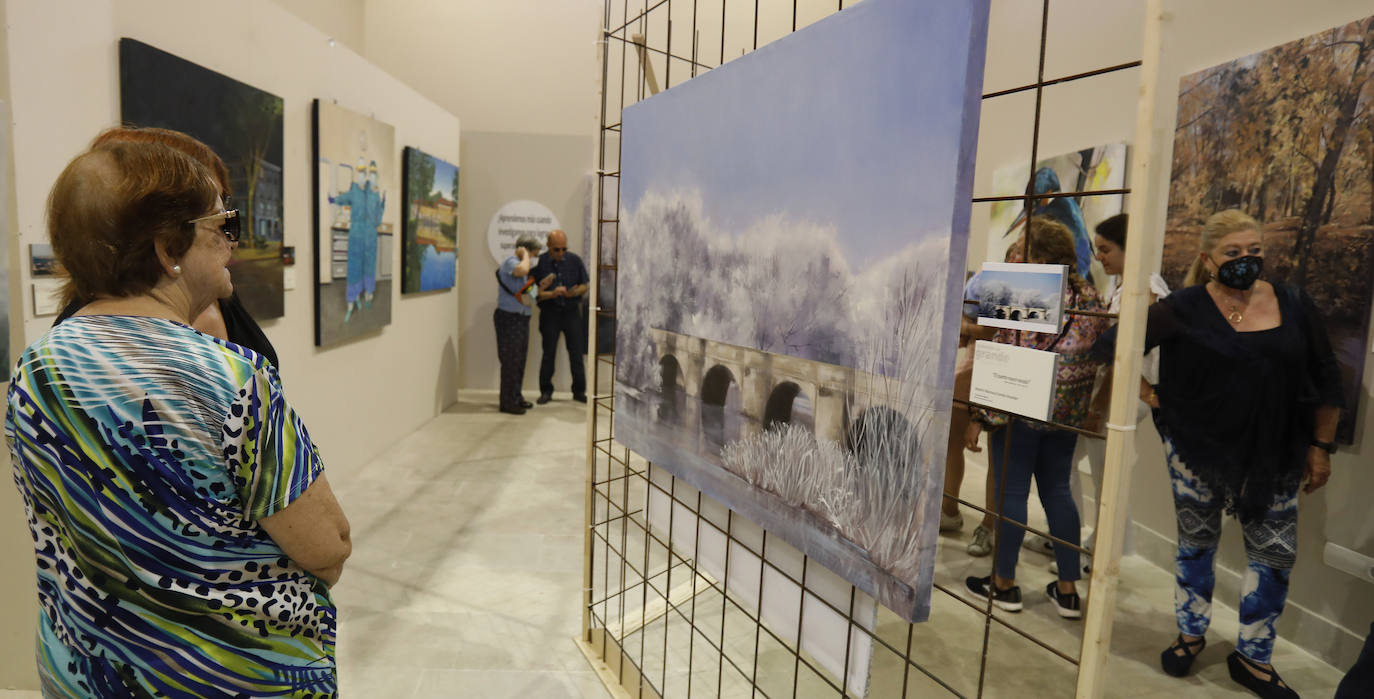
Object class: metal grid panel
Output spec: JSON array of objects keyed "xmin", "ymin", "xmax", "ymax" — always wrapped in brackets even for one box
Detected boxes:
[{"xmin": 582, "ymin": 1, "xmax": 1144, "ymax": 696}]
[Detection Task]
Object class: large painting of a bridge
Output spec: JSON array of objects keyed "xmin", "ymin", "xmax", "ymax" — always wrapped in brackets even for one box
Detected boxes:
[{"xmin": 612, "ymin": 0, "xmax": 987, "ymax": 623}]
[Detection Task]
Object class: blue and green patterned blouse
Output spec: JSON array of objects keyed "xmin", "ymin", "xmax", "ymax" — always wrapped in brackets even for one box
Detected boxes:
[{"xmin": 6, "ymin": 315, "xmax": 336, "ymax": 698}]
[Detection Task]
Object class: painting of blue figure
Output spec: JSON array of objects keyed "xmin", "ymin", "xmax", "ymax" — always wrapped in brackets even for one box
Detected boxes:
[
  {"xmin": 614, "ymin": 0, "xmax": 989, "ymax": 624},
  {"xmin": 312, "ymin": 99, "xmax": 396, "ymax": 347},
  {"xmin": 401, "ymin": 147, "xmax": 459, "ymax": 293}
]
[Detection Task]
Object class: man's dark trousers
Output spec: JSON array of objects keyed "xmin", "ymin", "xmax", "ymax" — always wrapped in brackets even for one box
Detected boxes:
[{"xmin": 539, "ymin": 306, "xmax": 586, "ymax": 398}]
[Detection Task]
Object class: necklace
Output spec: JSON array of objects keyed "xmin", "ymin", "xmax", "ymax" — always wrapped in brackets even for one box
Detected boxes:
[{"xmin": 1214, "ymin": 285, "xmax": 1248, "ymax": 324}]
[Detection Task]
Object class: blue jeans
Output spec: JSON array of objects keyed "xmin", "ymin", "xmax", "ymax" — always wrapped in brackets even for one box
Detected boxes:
[
  {"xmin": 987, "ymin": 422, "xmax": 1082, "ymax": 582},
  {"xmin": 1165, "ymin": 437, "xmax": 1297, "ymax": 664}
]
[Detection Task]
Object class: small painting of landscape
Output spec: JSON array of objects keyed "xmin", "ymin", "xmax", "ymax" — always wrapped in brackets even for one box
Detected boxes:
[
  {"xmin": 119, "ymin": 38, "xmax": 285, "ymax": 319},
  {"xmin": 1165, "ymin": 15, "xmax": 1374, "ymax": 443},
  {"xmin": 401, "ymin": 147, "xmax": 459, "ymax": 293},
  {"xmin": 971, "ymin": 262, "xmax": 1067, "ymax": 334},
  {"xmin": 614, "ymin": 0, "xmax": 989, "ymax": 623}
]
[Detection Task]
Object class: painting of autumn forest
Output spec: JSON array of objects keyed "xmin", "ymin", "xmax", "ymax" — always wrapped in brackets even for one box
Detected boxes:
[{"xmin": 1166, "ymin": 15, "xmax": 1374, "ymax": 443}]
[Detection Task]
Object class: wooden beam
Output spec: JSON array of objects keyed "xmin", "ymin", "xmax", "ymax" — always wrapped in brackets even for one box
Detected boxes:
[
  {"xmin": 631, "ymin": 34, "xmax": 662, "ymax": 95},
  {"xmin": 1076, "ymin": 2, "xmax": 1165, "ymax": 697}
]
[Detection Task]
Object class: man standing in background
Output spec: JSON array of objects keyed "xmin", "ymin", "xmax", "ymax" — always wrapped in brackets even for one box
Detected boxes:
[{"xmin": 533, "ymin": 229, "xmax": 590, "ymax": 404}]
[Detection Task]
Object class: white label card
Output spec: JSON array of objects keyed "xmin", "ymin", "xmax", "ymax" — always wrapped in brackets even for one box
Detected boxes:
[{"xmin": 970, "ymin": 340, "xmax": 1058, "ymax": 422}]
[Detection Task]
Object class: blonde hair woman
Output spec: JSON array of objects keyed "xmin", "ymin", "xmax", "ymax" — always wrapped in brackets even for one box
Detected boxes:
[{"xmin": 1098, "ymin": 209, "xmax": 1342, "ymax": 698}]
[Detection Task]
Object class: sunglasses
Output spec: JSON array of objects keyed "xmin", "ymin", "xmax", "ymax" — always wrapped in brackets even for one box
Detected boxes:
[
  {"xmin": 188, "ymin": 209, "xmax": 241, "ymax": 243},
  {"xmin": 550, "ymin": 246, "xmax": 567, "ymax": 252}
]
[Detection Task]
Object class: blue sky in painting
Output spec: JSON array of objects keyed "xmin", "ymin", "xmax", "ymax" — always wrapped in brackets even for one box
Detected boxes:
[
  {"xmin": 619, "ymin": 0, "xmax": 983, "ymax": 268},
  {"xmin": 429, "ymin": 157, "xmax": 458, "ymax": 199},
  {"xmin": 973, "ymin": 270, "xmax": 1063, "ymax": 300}
]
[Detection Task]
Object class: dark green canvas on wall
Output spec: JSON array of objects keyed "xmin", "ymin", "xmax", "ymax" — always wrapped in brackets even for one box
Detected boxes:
[{"xmin": 118, "ymin": 38, "xmax": 285, "ymax": 320}]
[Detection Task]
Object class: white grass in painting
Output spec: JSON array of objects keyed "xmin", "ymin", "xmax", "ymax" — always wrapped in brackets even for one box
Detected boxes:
[{"xmin": 721, "ymin": 271, "xmax": 945, "ymax": 583}]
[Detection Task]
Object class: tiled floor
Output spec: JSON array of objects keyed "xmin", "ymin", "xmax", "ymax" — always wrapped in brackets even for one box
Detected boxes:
[
  {"xmin": 330, "ymin": 392, "xmax": 608, "ymax": 698},
  {"xmin": 323, "ymin": 391, "xmax": 1347, "ymax": 698}
]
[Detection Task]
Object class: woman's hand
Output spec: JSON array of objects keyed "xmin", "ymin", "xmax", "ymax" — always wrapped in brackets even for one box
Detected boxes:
[
  {"xmin": 1303, "ymin": 447, "xmax": 1331, "ymax": 494},
  {"xmin": 964, "ymin": 421, "xmax": 983, "ymax": 453},
  {"xmin": 1140, "ymin": 384, "xmax": 1160, "ymax": 410},
  {"xmin": 1084, "ymin": 410, "xmax": 1104, "ymax": 435}
]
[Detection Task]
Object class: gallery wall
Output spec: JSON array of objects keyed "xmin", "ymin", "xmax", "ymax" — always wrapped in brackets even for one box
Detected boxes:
[
  {"xmin": 456, "ymin": 131, "xmax": 596, "ymax": 395},
  {"xmin": 360, "ymin": 0, "xmax": 602, "ymax": 138},
  {"xmin": 272, "ymin": 0, "xmax": 366, "ymax": 55},
  {"xmin": 274, "ymin": 0, "xmax": 604, "ymax": 395},
  {"xmin": 0, "ymin": 0, "xmax": 461, "ymax": 687}
]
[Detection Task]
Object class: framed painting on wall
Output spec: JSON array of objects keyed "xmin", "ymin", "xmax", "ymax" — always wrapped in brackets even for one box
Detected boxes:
[
  {"xmin": 119, "ymin": 38, "xmax": 285, "ymax": 320},
  {"xmin": 401, "ymin": 147, "xmax": 459, "ymax": 293},
  {"xmin": 614, "ymin": 0, "xmax": 989, "ymax": 626},
  {"xmin": 1165, "ymin": 15, "xmax": 1374, "ymax": 443},
  {"xmin": 312, "ymin": 99, "xmax": 396, "ymax": 347}
]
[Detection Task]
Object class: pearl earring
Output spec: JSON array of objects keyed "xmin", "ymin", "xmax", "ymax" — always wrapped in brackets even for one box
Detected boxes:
[{"xmin": 172, "ymin": 264, "xmax": 182, "ymax": 275}]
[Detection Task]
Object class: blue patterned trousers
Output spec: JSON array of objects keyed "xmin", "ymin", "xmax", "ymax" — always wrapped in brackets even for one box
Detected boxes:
[{"xmin": 1166, "ymin": 438, "xmax": 1298, "ymax": 664}]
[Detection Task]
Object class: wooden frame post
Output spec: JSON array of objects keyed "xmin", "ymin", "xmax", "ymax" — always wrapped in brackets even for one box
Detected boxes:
[{"xmin": 1076, "ymin": 1, "xmax": 1166, "ymax": 696}]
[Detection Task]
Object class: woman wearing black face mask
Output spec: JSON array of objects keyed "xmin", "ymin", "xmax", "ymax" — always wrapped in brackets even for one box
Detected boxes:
[{"xmin": 1096, "ymin": 209, "xmax": 1342, "ymax": 698}]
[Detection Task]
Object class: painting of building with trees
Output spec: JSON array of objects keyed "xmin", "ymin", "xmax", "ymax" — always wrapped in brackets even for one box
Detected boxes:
[
  {"xmin": 401, "ymin": 147, "xmax": 459, "ymax": 293},
  {"xmin": 1165, "ymin": 14, "xmax": 1374, "ymax": 442},
  {"xmin": 614, "ymin": 0, "xmax": 987, "ymax": 623},
  {"xmin": 119, "ymin": 38, "xmax": 285, "ymax": 319}
]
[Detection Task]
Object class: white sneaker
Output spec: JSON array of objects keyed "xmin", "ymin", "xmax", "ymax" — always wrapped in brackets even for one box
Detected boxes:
[
  {"xmin": 1049, "ymin": 555, "xmax": 1092, "ymax": 576},
  {"xmin": 1022, "ymin": 533, "xmax": 1054, "ymax": 555},
  {"xmin": 940, "ymin": 511, "xmax": 964, "ymax": 532}
]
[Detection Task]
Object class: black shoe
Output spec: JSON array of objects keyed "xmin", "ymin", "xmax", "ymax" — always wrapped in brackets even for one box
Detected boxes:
[
  {"xmin": 536, "ymin": 394, "xmax": 553, "ymax": 405},
  {"xmin": 965, "ymin": 576, "xmax": 1022, "ymax": 612},
  {"xmin": 1045, "ymin": 582, "xmax": 1082, "ymax": 619},
  {"xmin": 1160, "ymin": 634, "xmax": 1206, "ymax": 678},
  {"xmin": 520, "ymin": 401, "xmax": 533, "ymax": 409},
  {"xmin": 573, "ymin": 394, "xmax": 588, "ymax": 403},
  {"xmin": 1227, "ymin": 651, "xmax": 1298, "ymax": 699},
  {"xmin": 498, "ymin": 406, "xmax": 526, "ymax": 415}
]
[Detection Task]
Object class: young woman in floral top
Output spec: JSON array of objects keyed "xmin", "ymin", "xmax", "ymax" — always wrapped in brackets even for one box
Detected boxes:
[{"xmin": 963, "ymin": 217, "xmax": 1111, "ymax": 618}]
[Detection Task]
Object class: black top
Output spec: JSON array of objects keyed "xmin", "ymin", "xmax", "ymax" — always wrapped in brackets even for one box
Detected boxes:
[
  {"xmin": 55, "ymin": 292, "xmax": 280, "ymax": 370},
  {"xmin": 531, "ymin": 251, "xmax": 590, "ymax": 313},
  {"xmin": 1095, "ymin": 284, "xmax": 1343, "ymax": 519}
]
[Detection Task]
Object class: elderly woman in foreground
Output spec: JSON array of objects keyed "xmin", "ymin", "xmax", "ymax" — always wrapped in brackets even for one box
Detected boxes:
[{"xmin": 7, "ymin": 135, "xmax": 349, "ymax": 696}]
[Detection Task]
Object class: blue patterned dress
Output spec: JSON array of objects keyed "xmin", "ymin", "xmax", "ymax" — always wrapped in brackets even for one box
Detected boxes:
[{"xmin": 6, "ymin": 315, "xmax": 336, "ymax": 697}]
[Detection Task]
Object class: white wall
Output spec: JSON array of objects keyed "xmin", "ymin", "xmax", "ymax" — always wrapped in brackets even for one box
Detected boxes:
[
  {"xmin": 457, "ymin": 131, "xmax": 596, "ymax": 395},
  {"xmin": 0, "ymin": 0, "xmax": 461, "ymax": 687},
  {"xmin": 344, "ymin": 0, "xmax": 604, "ymax": 394},
  {"xmin": 273, "ymin": 0, "xmax": 365, "ymax": 54},
  {"xmin": 361, "ymin": 0, "xmax": 602, "ymax": 137}
]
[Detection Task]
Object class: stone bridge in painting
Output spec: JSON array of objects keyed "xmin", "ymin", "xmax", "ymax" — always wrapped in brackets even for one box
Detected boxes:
[
  {"xmin": 648, "ymin": 328, "xmax": 910, "ymax": 445},
  {"xmin": 991, "ymin": 304, "xmax": 1050, "ymax": 322}
]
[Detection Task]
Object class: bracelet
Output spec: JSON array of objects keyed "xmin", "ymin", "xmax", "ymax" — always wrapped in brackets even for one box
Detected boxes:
[{"xmin": 1310, "ymin": 439, "xmax": 1336, "ymax": 454}]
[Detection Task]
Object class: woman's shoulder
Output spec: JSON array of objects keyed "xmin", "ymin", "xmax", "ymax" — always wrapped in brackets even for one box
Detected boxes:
[
  {"xmin": 1160, "ymin": 283, "xmax": 1208, "ymax": 308},
  {"xmin": 52, "ymin": 315, "xmax": 264, "ymax": 380}
]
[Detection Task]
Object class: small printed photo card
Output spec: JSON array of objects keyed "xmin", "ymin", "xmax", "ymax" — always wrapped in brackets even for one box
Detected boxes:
[{"xmin": 970, "ymin": 262, "xmax": 1068, "ymax": 334}]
